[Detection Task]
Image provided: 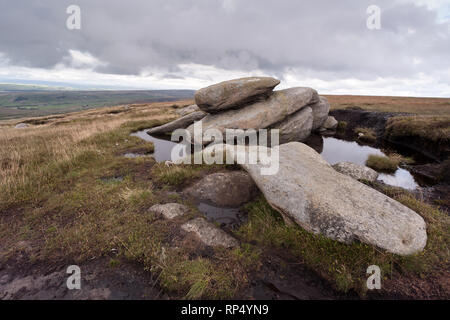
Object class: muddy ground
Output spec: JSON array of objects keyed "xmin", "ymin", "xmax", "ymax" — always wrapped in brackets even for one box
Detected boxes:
[
  {"xmin": 1, "ymin": 213, "xmax": 361, "ymax": 302},
  {"xmin": 2, "ymin": 237, "xmax": 448, "ymax": 300},
  {"xmin": 0, "ymin": 247, "xmax": 355, "ymax": 300}
]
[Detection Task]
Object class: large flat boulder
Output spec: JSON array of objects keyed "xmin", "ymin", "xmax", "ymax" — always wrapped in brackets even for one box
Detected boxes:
[
  {"xmin": 147, "ymin": 111, "xmax": 206, "ymax": 135},
  {"xmin": 195, "ymin": 77, "xmax": 280, "ymax": 113},
  {"xmin": 271, "ymin": 107, "xmax": 313, "ymax": 143},
  {"xmin": 187, "ymin": 87, "xmax": 319, "ymax": 144},
  {"xmin": 238, "ymin": 142, "xmax": 427, "ymax": 256},
  {"xmin": 184, "ymin": 171, "xmax": 258, "ymax": 207},
  {"xmin": 310, "ymin": 96, "xmax": 330, "ymax": 130}
]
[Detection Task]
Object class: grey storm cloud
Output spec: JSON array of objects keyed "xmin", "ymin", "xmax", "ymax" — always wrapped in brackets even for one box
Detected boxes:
[{"xmin": 0, "ymin": 0, "xmax": 448, "ymax": 81}]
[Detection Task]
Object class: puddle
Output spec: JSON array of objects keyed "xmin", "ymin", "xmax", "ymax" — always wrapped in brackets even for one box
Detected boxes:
[
  {"xmin": 312, "ymin": 136, "xmax": 419, "ymax": 190},
  {"xmin": 378, "ymin": 169, "xmax": 419, "ymax": 190},
  {"xmin": 319, "ymin": 137, "xmax": 385, "ymax": 166},
  {"xmin": 197, "ymin": 202, "xmax": 246, "ymax": 229},
  {"xmin": 131, "ymin": 130, "xmax": 185, "ymax": 162}
]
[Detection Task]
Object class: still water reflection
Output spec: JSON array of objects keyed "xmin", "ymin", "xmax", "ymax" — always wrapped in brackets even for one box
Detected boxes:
[
  {"xmin": 133, "ymin": 130, "xmax": 419, "ymax": 190},
  {"xmin": 315, "ymin": 137, "xmax": 418, "ymax": 190}
]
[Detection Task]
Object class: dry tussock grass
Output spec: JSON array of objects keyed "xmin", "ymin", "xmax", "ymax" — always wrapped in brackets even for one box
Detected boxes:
[
  {"xmin": 326, "ymin": 95, "xmax": 450, "ymax": 115},
  {"xmin": 0, "ymin": 120, "xmax": 122, "ymax": 189},
  {"xmin": 0, "ymin": 100, "xmax": 184, "ymax": 205}
]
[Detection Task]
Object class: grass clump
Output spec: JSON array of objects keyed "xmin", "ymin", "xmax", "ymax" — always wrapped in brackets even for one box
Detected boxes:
[
  {"xmin": 152, "ymin": 161, "xmax": 228, "ymax": 187},
  {"xmin": 365, "ymin": 153, "xmax": 414, "ymax": 172},
  {"xmin": 385, "ymin": 115, "xmax": 450, "ymax": 143},
  {"xmin": 152, "ymin": 164, "xmax": 203, "ymax": 186},
  {"xmin": 109, "ymin": 259, "xmax": 120, "ymax": 268},
  {"xmin": 337, "ymin": 121, "xmax": 347, "ymax": 130},
  {"xmin": 366, "ymin": 154, "xmax": 399, "ymax": 172},
  {"xmin": 159, "ymin": 257, "xmax": 236, "ymax": 299},
  {"xmin": 354, "ymin": 127, "xmax": 377, "ymax": 143}
]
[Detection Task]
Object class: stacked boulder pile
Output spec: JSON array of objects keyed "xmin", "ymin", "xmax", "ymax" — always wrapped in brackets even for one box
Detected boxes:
[
  {"xmin": 147, "ymin": 77, "xmax": 427, "ymax": 256},
  {"xmin": 148, "ymin": 77, "xmax": 337, "ymax": 141}
]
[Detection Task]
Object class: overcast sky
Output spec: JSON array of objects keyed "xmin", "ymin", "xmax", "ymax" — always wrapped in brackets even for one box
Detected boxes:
[{"xmin": 0, "ymin": 0, "xmax": 449, "ymax": 96}]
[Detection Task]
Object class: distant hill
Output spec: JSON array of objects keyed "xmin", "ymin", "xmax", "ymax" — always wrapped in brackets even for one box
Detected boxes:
[
  {"xmin": 0, "ymin": 83, "xmax": 75, "ymax": 92},
  {"xmin": 0, "ymin": 89, "xmax": 195, "ymax": 120}
]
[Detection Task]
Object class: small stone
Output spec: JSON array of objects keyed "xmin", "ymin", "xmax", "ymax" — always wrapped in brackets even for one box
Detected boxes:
[
  {"xmin": 149, "ymin": 203, "xmax": 189, "ymax": 219},
  {"xmin": 322, "ymin": 116, "xmax": 338, "ymax": 130},
  {"xmin": 181, "ymin": 218, "xmax": 239, "ymax": 248}
]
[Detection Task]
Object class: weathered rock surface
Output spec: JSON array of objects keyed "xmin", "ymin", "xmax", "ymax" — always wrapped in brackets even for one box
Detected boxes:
[
  {"xmin": 184, "ymin": 171, "xmax": 258, "ymax": 207},
  {"xmin": 147, "ymin": 111, "xmax": 206, "ymax": 135},
  {"xmin": 187, "ymin": 87, "xmax": 319, "ymax": 144},
  {"xmin": 311, "ymin": 97, "xmax": 330, "ymax": 130},
  {"xmin": 272, "ymin": 107, "xmax": 313, "ymax": 143},
  {"xmin": 195, "ymin": 77, "xmax": 280, "ymax": 113},
  {"xmin": 332, "ymin": 162, "xmax": 379, "ymax": 182},
  {"xmin": 181, "ymin": 218, "xmax": 239, "ymax": 248},
  {"xmin": 176, "ymin": 104, "xmax": 200, "ymax": 116},
  {"xmin": 322, "ymin": 116, "xmax": 338, "ymax": 130},
  {"xmin": 239, "ymin": 142, "xmax": 427, "ymax": 256},
  {"xmin": 149, "ymin": 203, "xmax": 189, "ymax": 219},
  {"xmin": 14, "ymin": 123, "xmax": 28, "ymax": 129}
]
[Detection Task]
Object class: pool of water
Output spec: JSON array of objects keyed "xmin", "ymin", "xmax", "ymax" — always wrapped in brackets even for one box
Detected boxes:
[
  {"xmin": 131, "ymin": 130, "xmax": 185, "ymax": 163},
  {"xmin": 197, "ymin": 202, "xmax": 246, "ymax": 228},
  {"xmin": 315, "ymin": 137, "xmax": 419, "ymax": 190},
  {"xmin": 377, "ymin": 169, "xmax": 418, "ymax": 190},
  {"xmin": 132, "ymin": 130, "xmax": 419, "ymax": 190},
  {"xmin": 320, "ymin": 137, "xmax": 384, "ymax": 165}
]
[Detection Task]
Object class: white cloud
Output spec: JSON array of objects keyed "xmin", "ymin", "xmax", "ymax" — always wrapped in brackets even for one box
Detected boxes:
[
  {"xmin": 400, "ymin": 0, "xmax": 450, "ymax": 21},
  {"xmin": 62, "ymin": 50, "xmax": 108, "ymax": 69},
  {"xmin": 0, "ymin": 57, "xmax": 449, "ymax": 97},
  {"xmin": 0, "ymin": 1, "xmax": 448, "ymax": 97}
]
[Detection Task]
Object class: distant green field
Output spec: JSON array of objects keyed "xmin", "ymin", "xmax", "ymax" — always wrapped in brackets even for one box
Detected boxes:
[
  {"xmin": 0, "ymin": 89, "xmax": 195, "ymax": 120},
  {"xmin": 0, "ymin": 83, "xmax": 73, "ymax": 91}
]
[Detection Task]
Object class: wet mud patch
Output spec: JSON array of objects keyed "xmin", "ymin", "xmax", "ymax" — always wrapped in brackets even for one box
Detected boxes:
[
  {"xmin": 244, "ymin": 251, "xmax": 356, "ymax": 300},
  {"xmin": 0, "ymin": 254, "xmax": 166, "ymax": 300},
  {"xmin": 197, "ymin": 202, "xmax": 247, "ymax": 230}
]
